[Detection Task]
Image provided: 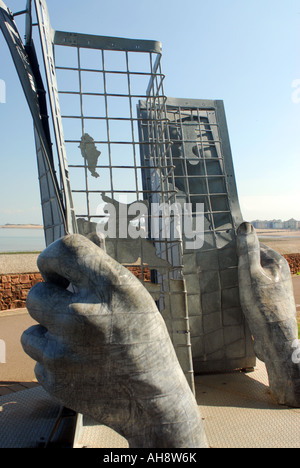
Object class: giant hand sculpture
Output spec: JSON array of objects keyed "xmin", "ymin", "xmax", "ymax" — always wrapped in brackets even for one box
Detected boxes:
[
  {"xmin": 237, "ymin": 222, "xmax": 300, "ymax": 407},
  {"xmin": 21, "ymin": 235, "xmax": 208, "ymax": 448}
]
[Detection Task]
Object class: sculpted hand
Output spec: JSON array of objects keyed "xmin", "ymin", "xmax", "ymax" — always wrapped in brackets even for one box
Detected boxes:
[
  {"xmin": 21, "ymin": 234, "xmax": 207, "ymax": 448},
  {"xmin": 237, "ymin": 222, "xmax": 300, "ymax": 407}
]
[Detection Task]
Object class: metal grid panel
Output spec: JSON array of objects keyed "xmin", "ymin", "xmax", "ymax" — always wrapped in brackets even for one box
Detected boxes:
[
  {"xmin": 139, "ymin": 97, "xmax": 255, "ymax": 374},
  {"xmin": 33, "ymin": 3, "xmax": 195, "ymax": 388},
  {"xmin": 54, "ymin": 45, "xmax": 164, "ymax": 214},
  {"xmin": 34, "ymin": 127, "xmax": 67, "ymax": 245},
  {"xmin": 166, "ymin": 104, "xmax": 234, "ymax": 236},
  {"xmin": 0, "ymin": 1, "xmax": 67, "ymax": 246},
  {"xmin": 168, "ymin": 99, "xmax": 255, "ymax": 373},
  {"xmin": 32, "ymin": 23, "xmax": 195, "ymax": 391},
  {"xmin": 34, "ymin": 0, "xmax": 78, "ymax": 236},
  {"xmin": 137, "ymin": 101, "xmax": 195, "ymax": 389}
]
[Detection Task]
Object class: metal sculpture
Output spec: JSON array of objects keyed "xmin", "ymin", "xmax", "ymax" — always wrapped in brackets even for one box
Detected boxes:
[
  {"xmin": 21, "ymin": 234, "xmax": 208, "ymax": 448},
  {"xmin": 237, "ymin": 223, "xmax": 300, "ymax": 407},
  {"xmin": 138, "ymin": 98, "xmax": 256, "ymax": 374},
  {"xmin": 0, "ymin": 0, "xmax": 68, "ymax": 245},
  {"xmin": 1, "ymin": 0, "xmax": 300, "ymax": 450}
]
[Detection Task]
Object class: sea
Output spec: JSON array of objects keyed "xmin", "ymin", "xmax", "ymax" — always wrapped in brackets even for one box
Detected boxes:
[{"xmin": 0, "ymin": 228, "xmax": 46, "ymax": 253}]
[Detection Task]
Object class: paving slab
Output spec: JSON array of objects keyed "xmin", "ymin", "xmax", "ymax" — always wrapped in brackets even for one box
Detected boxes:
[
  {"xmin": 0, "ymin": 361, "xmax": 299, "ymax": 448},
  {"xmin": 195, "ymin": 360, "xmax": 300, "ymax": 448}
]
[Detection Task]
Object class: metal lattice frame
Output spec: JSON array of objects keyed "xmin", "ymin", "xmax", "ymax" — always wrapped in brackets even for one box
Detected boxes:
[
  {"xmin": 31, "ymin": 0, "xmax": 195, "ymax": 391},
  {"xmin": 0, "ymin": 0, "xmax": 67, "ymax": 246},
  {"xmin": 139, "ymin": 97, "xmax": 255, "ymax": 374},
  {"xmin": 0, "ymin": 0, "xmax": 255, "ymax": 383},
  {"xmin": 34, "ymin": 0, "xmax": 78, "ymax": 236}
]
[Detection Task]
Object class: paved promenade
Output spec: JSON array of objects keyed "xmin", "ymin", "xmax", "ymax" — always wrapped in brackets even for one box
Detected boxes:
[{"xmin": 0, "ymin": 276, "xmax": 299, "ymax": 448}]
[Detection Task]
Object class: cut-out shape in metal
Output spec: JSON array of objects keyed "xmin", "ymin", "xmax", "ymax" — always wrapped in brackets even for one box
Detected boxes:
[{"xmin": 78, "ymin": 134, "xmax": 101, "ymax": 178}]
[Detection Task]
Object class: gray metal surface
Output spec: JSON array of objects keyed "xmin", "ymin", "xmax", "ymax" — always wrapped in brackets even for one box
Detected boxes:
[
  {"xmin": 2, "ymin": 0, "xmax": 254, "ymax": 388},
  {"xmin": 237, "ymin": 222, "xmax": 300, "ymax": 407},
  {"xmin": 22, "ymin": 234, "xmax": 208, "ymax": 448},
  {"xmin": 38, "ymin": 10, "xmax": 194, "ymax": 391},
  {"xmin": 54, "ymin": 30, "xmax": 162, "ymax": 54},
  {"xmin": 0, "ymin": 0, "xmax": 67, "ymax": 245},
  {"xmin": 168, "ymin": 98, "xmax": 255, "ymax": 373},
  {"xmin": 34, "ymin": 0, "xmax": 77, "ymax": 236},
  {"xmin": 138, "ymin": 98, "xmax": 256, "ymax": 374}
]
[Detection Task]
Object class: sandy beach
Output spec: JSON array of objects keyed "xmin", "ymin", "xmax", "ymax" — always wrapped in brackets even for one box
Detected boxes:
[
  {"xmin": 256, "ymin": 229, "xmax": 300, "ymax": 238},
  {"xmin": 0, "ymin": 225, "xmax": 43, "ymax": 229},
  {"xmin": 256, "ymin": 229, "xmax": 300, "ymax": 255}
]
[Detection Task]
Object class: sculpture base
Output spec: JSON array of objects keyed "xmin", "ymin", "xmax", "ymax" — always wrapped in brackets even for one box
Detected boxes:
[{"xmin": 194, "ymin": 357, "xmax": 257, "ymax": 375}]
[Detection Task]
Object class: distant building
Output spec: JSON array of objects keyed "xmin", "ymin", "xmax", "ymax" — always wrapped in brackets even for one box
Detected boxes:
[
  {"xmin": 284, "ymin": 219, "xmax": 298, "ymax": 230},
  {"xmin": 271, "ymin": 220, "xmax": 284, "ymax": 229},
  {"xmin": 252, "ymin": 220, "xmax": 272, "ymax": 229},
  {"xmin": 251, "ymin": 218, "xmax": 300, "ymax": 230}
]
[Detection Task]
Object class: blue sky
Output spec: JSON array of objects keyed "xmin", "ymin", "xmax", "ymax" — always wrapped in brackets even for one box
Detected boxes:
[{"xmin": 0, "ymin": 0, "xmax": 300, "ymax": 224}]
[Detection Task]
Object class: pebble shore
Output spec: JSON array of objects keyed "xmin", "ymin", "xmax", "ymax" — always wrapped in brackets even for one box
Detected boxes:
[{"xmin": 0, "ymin": 253, "xmax": 39, "ymax": 275}]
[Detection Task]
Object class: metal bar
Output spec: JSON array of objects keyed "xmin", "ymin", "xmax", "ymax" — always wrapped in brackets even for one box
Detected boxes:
[
  {"xmin": 77, "ymin": 46, "xmax": 91, "ymax": 220},
  {"xmin": 68, "ymin": 165, "xmax": 175, "ymax": 170},
  {"xmin": 72, "ymin": 189, "xmax": 178, "ymax": 195},
  {"xmin": 125, "ymin": 51, "xmax": 140, "ymax": 200},
  {"xmin": 61, "ymin": 113, "xmax": 169, "ymax": 122},
  {"xmin": 13, "ymin": 9, "xmax": 27, "ymax": 17},
  {"xmin": 102, "ymin": 49, "xmax": 114, "ymax": 199},
  {"xmin": 146, "ymin": 53, "xmax": 162, "ymax": 96},
  {"xmin": 64, "ymin": 140, "xmax": 172, "ymax": 145},
  {"xmin": 197, "ymin": 111, "xmax": 214, "ymax": 206},
  {"xmin": 60, "ymin": 92, "xmax": 155, "ymax": 99},
  {"xmin": 56, "ymin": 66, "xmax": 163, "ymax": 78},
  {"xmin": 54, "ymin": 30, "xmax": 162, "ymax": 54}
]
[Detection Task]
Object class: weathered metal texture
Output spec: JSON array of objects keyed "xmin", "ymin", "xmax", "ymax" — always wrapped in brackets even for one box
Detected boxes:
[
  {"xmin": 53, "ymin": 30, "xmax": 162, "ymax": 54},
  {"xmin": 237, "ymin": 223, "xmax": 300, "ymax": 407},
  {"xmin": 138, "ymin": 98, "xmax": 256, "ymax": 373},
  {"xmin": 21, "ymin": 234, "xmax": 208, "ymax": 448},
  {"xmin": 0, "ymin": 0, "xmax": 67, "ymax": 245},
  {"xmin": 40, "ymin": 17, "xmax": 195, "ymax": 391},
  {"xmin": 34, "ymin": 0, "xmax": 77, "ymax": 236}
]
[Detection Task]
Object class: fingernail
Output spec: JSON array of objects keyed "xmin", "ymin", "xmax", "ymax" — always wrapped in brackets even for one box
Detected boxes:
[{"xmin": 238, "ymin": 222, "xmax": 254, "ymax": 235}]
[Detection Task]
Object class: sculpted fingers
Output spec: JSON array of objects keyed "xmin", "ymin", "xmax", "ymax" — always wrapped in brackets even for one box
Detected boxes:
[
  {"xmin": 237, "ymin": 222, "xmax": 290, "ymax": 283},
  {"xmin": 26, "ymin": 282, "xmax": 75, "ymax": 335},
  {"xmin": 21, "ymin": 325, "xmax": 70, "ymax": 371},
  {"xmin": 37, "ymin": 234, "xmax": 157, "ymax": 312},
  {"xmin": 37, "ymin": 234, "xmax": 130, "ymax": 290},
  {"xmin": 21, "ymin": 325, "xmax": 48, "ymax": 364},
  {"xmin": 236, "ymin": 222, "xmax": 262, "ymax": 277},
  {"xmin": 260, "ymin": 244, "xmax": 291, "ymax": 281}
]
